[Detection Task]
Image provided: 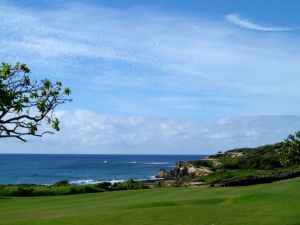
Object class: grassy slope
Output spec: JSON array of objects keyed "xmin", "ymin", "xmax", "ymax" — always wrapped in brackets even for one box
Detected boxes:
[{"xmin": 1, "ymin": 178, "xmax": 300, "ymax": 225}]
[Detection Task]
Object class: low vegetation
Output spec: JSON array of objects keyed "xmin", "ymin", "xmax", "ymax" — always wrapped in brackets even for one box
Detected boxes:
[{"xmin": 0, "ymin": 179, "xmax": 148, "ymax": 197}]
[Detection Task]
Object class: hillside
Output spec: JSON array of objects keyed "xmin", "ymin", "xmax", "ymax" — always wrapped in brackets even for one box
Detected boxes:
[
  {"xmin": 157, "ymin": 142, "xmax": 300, "ymax": 186},
  {"xmin": 191, "ymin": 142, "xmax": 283, "ymax": 170}
]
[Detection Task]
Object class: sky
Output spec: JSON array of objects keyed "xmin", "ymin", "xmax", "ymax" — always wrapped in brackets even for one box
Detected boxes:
[{"xmin": 1, "ymin": 0, "xmax": 300, "ymax": 154}]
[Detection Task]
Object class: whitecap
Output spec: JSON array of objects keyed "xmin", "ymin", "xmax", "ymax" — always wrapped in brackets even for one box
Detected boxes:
[
  {"xmin": 149, "ymin": 176, "xmax": 164, "ymax": 180},
  {"xmin": 141, "ymin": 162, "xmax": 168, "ymax": 165},
  {"xmin": 69, "ymin": 179, "xmax": 98, "ymax": 185}
]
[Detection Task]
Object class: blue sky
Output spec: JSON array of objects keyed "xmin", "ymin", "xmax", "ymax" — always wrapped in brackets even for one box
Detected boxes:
[{"xmin": 1, "ymin": 0, "xmax": 300, "ymax": 154}]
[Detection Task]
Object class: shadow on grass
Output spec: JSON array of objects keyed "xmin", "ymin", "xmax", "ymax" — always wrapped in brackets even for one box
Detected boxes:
[
  {"xmin": 0, "ymin": 197, "xmax": 12, "ymax": 200},
  {"xmin": 123, "ymin": 197, "xmax": 227, "ymax": 210},
  {"xmin": 183, "ymin": 197, "xmax": 227, "ymax": 205},
  {"xmin": 124, "ymin": 201, "xmax": 179, "ymax": 209}
]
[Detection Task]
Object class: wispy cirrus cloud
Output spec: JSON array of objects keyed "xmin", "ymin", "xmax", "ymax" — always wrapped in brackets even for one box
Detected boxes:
[
  {"xmin": 1, "ymin": 3, "xmax": 300, "ymax": 100},
  {"xmin": 226, "ymin": 14, "xmax": 295, "ymax": 32}
]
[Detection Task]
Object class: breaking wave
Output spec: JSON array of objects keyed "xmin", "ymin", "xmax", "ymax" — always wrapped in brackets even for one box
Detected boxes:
[{"xmin": 69, "ymin": 179, "xmax": 125, "ymax": 185}]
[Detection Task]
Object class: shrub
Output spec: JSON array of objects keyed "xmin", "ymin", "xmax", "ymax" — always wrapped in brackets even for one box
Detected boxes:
[
  {"xmin": 112, "ymin": 179, "xmax": 149, "ymax": 191},
  {"xmin": 189, "ymin": 160, "xmax": 214, "ymax": 168},
  {"xmin": 96, "ymin": 182, "xmax": 111, "ymax": 190},
  {"xmin": 277, "ymin": 131, "xmax": 300, "ymax": 167},
  {"xmin": 14, "ymin": 187, "xmax": 34, "ymax": 197},
  {"xmin": 155, "ymin": 181, "xmax": 162, "ymax": 188},
  {"xmin": 53, "ymin": 180, "xmax": 69, "ymax": 186}
]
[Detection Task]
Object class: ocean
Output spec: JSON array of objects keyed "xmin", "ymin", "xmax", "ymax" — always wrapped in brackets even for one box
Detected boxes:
[{"xmin": 0, "ymin": 154, "xmax": 204, "ymax": 185}]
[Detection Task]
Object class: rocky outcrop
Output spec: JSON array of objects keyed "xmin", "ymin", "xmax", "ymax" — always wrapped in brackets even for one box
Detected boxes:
[
  {"xmin": 156, "ymin": 169, "xmax": 171, "ymax": 179},
  {"xmin": 156, "ymin": 161, "xmax": 212, "ymax": 179}
]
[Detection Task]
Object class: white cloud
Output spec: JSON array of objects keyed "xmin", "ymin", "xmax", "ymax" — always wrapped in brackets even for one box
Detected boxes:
[
  {"xmin": 226, "ymin": 14, "xmax": 295, "ymax": 32},
  {"xmin": 1, "ymin": 110, "xmax": 299, "ymax": 154}
]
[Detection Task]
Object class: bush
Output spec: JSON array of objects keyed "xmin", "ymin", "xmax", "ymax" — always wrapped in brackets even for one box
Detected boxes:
[
  {"xmin": 155, "ymin": 181, "xmax": 162, "ymax": 188},
  {"xmin": 52, "ymin": 180, "xmax": 69, "ymax": 186},
  {"xmin": 112, "ymin": 179, "xmax": 149, "ymax": 191},
  {"xmin": 189, "ymin": 160, "xmax": 214, "ymax": 168},
  {"xmin": 14, "ymin": 187, "xmax": 34, "ymax": 197},
  {"xmin": 96, "ymin": 182, "xmax": 111, "ymax": 190}
]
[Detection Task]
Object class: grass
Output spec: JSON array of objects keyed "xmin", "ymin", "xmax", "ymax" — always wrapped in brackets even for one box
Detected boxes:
[{"xmin": 1, "ymin": 177, "xmax": 300, "ymax": 225}]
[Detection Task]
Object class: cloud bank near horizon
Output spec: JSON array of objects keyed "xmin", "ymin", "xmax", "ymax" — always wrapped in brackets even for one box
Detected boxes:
[{"xmin": 2, "ymin": 110, "xmax": 300, "ymax": 154}]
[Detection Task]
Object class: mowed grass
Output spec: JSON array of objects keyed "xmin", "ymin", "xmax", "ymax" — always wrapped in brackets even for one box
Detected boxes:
[{"xmin": 1, "ymin": 178, "xmax": 300, "ymax": 225}]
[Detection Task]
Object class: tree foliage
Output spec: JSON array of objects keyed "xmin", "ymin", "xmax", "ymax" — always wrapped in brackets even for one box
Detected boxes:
[
  {"xmin": 0, "ymin": 62, "xmax": 71, "ymax": 141},
  {"xmin": 277, "ymin": 131, "xmax": 300, "ymax": 166}
]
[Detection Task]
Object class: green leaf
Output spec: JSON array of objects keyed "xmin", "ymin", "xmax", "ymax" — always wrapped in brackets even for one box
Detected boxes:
[{"xmin": 64, "ymin": 87, "xmax": 71, "ymax": 95}]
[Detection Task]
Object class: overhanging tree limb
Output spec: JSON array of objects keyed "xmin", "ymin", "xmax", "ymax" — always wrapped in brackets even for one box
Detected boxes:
[{"xmin": 0, "ymin": 62, "xmax": 71, "ymax": 142}]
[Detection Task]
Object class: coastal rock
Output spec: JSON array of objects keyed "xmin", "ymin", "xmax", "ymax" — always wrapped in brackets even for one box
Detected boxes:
[
  {"xmin": 156, "ymin": 169, "xmax": 170, "ymax": 179},
  {"xmin": 171, "ymin": 161, "xmax": 189, "ymax": 177},
  {"xmin": 156, "ymin": 161, "xmax": 213, "ymax": 180},
  {"xmin": 170, "ymin": 161, "xmax": 212, "ymax": 178}
]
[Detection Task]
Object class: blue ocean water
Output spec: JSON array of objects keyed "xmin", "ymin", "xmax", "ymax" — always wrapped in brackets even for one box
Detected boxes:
[{"xmin": 0, "ymin": 154, "xmax": 204, "ymax": 185}]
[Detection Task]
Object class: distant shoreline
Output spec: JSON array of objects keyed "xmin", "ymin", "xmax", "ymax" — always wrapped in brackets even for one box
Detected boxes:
[
  {"xmin": 0, "ymin": 153, "xmax": 206, "ymax": 156},
  {"xmin": 0, "ymin": 154, "xmax": 204, "ymax": 185}
]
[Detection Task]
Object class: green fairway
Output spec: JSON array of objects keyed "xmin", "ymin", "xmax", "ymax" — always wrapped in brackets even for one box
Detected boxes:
[{"xmin": 1, "ymin": 178, "xmax": 300, "ymax": 225}]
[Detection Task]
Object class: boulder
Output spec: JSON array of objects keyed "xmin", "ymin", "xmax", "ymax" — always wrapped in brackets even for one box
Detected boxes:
[
  {"xmin": 156, "ymin": 169, "xmax": 170, "ymax": 179},
  {"xmin": 156, "ymin": 161, "xmax": 213, "ymax": 180},
  {"xmin": 170, "ymin": 161, "xmax": 212, "ymax": 178}
]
